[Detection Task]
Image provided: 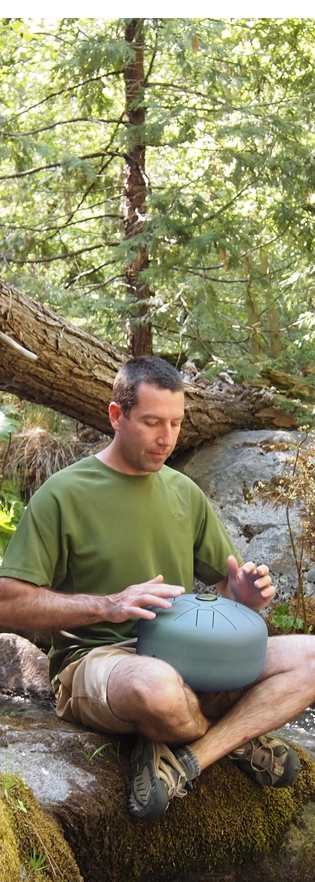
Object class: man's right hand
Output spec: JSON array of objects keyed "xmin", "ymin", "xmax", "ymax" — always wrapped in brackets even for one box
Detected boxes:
[
  {"xmin": 0, "ymin": 575, "xmax": 185, "ymax": 631},
  {"xmin": 105, "ymin": 575, "xmax": 185, "ymax": 622}
]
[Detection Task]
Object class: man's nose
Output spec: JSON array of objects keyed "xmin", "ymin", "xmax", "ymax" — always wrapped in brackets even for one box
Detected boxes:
[{"xmin": 157, "ymin": 424, "xmax": 173, "ymax": 445}]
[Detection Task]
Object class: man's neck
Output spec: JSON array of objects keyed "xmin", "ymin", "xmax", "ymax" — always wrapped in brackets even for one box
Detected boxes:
[{"xmin": 95, "ymin": 442, "xmax": 150, "ymax": 476}]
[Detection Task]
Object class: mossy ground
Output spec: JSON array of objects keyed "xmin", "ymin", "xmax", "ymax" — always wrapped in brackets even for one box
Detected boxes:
[
  {"xmin": 0, "ymin": 772, "xmax": 83, "ymax": 882},
  {"xmin": 118, "ymin": 747, "xmax": 315, "ymax": 882},
  {"xmin": 51, "ymin": 733, "xmax": 315, "ymax": 882},
  {"xmin": 1, "ymin": 722, "xmax": 315, "ymax": 882}
]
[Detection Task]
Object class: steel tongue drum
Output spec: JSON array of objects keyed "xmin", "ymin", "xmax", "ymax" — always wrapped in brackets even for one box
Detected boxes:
[{"xmin": 137, "ymin": 593, "xmax": 268, "ymax": 691}]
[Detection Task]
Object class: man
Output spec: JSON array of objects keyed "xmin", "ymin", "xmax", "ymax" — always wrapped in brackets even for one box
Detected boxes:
[{"xmin": 0, "ymin": 356, "xmax": 313, "ymax": 823}]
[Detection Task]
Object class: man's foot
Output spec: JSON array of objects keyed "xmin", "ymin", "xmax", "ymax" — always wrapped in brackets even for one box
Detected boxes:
[
  {"xmin": 128, "ymin": 737, "xmax": 201, "ymax": 822},
  {"xmin": 228, "ymin": 734, "xmax": 301, "ymax": 787}
]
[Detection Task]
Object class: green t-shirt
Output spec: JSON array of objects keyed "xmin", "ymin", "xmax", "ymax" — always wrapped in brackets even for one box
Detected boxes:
[{"xmin": 0, "ymin": 455, "xmax": 241, "ymax": 681}]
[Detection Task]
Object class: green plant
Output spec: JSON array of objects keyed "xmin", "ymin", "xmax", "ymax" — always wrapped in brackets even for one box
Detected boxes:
[
  {"xmin": 86, "ymin": 740, "xmax": 121, "ymax": 762},
  {"xmin": 258, "ymin": 431, "xmax": 315, "ymax": 634},
  {"xmin": 1, "ymin": 770, "xmax": 28, "ymax": 814},
  {"xmin": 0, "ymin": 479, "xmax": 25, "ymax": 557},
  {"xmin": 1, "ymin": 770, "xmax": 20, "ymax": 800},
  {"xmin": 0, "ymin": 406, "xmax": 25, "ymax": 556},
  {"xmin": 271, "ymin": 602, "xmax": 312, "ymax": 634},
  {"xmin": 28, "ymin": 846, "xmax": 48, "ymax": 873},
  {"xmin": 0, "ymin": 407, "xmax": 20, "ymax": 442}
]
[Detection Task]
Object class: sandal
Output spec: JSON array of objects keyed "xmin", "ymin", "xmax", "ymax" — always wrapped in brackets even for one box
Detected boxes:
[
  {"xmin": 128, "ymin": 737, "xmax": 200, "ymax": 822},
  {"xmin": 228, "ymin": 733, "xmax": 301, "ymax": 787}
]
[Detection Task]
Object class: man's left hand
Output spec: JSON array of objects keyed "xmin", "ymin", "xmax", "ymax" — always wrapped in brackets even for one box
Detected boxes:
[{"xmin": 224, "ymin": 555, "xmax": 275, "ymax": 611}]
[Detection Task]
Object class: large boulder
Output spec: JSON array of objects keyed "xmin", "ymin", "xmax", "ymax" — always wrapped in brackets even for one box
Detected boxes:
[
  {"xmin": 1, "ymin": 633, "xmax": 315, "ymax": 882},
  {"xmin": 0, "ymin": 632, "xmax": 54, "ymax": 699},
  {"xmin": 178, "ymin": 428, "xmax": 315, "ymax": 602}
]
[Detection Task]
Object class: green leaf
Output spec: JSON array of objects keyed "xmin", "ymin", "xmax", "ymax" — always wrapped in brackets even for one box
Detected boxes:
[
  {"xmin": 0, "ymin": 409, "xmax": 20, "ymax": 440},
  {"xmin": 0, "ymin": 510, "xmax": 16, "ymax": 535}
]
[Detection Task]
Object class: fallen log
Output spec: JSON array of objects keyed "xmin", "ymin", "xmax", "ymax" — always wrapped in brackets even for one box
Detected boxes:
[{"xmin": 0, "ymin": 278, "xmax": 273, "ymax": 452}]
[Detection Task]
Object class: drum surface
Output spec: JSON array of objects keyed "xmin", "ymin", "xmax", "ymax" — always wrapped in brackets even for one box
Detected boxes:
[{"xmin": 137, "ymin": 593, "xmax": 268, "ymax": 690}]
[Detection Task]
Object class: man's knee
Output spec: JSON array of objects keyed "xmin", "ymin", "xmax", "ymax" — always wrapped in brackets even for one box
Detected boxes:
[
  {"xmin": 126, "ymin": 657, "xmax": 185, "ymax": 713},
  {"xmin": 262, "ymin": 634, "xmax": 315, "ymax": 695}
]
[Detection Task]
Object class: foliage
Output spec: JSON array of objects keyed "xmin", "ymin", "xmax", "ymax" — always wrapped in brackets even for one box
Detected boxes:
[
  {"xmin": 0, "ymin": 480, "xmax": 25, "ymax": 555},
  {"xmin": 271, "ymin": 602, "xmax": 310, "ymax": 634},
  {"xmin": 86, "ymin": 740, "xmax": 121, "ymax": 762},
  {"xmin": 0, "ymin": 409, "xmax": 20, "ymax": 441},
  {"xmin": 257, "ymin": 432, "xmax": 315, "ymax": 633},
  {"xmin": 0, "ymin": 406, "xmax": 25, "ymax": 556},
  {"xmin": 0, "ymin": 18, "xmax": 315, "ymax": 374}
]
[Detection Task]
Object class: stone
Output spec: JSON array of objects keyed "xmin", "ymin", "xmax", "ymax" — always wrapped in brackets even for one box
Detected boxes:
[
  {"xmin": 0, "ymin": 632, "xmax": 54, "ymax": 700},
  {"xmin": 0, "ymin": 634, "xmax": 315, "ymax": 882},
  {"xmin": 178, "ymin": 428, "xmax": 314, "ymax": 602}
]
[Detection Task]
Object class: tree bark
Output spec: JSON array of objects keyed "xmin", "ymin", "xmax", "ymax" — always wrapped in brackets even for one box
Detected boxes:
[
  {"xmin": 124, "ymin": 19, "xmax": 152, "ymax": 356},
  {"xmin": 0, "ymin": 279, "xmax": 273, "ymax": 452},
  {"xmin": 244, "ymin": 255, "xmax": 265, "ymax": 358},
  {"xmin": 260, "ymin": 249, "xmax": 281, "ymax": 359}
]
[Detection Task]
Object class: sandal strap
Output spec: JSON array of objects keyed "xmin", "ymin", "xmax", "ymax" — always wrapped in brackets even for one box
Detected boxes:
[
  {"xmin": 153, "ymin": 743, "xmax": 190, "ymax": 799},
  {"xmin": 229, "ymin": 734, "xmax": 292, "ymax": 786}
]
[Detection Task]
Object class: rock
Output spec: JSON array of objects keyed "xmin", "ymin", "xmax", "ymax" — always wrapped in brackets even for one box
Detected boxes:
[
  {"xmin": 1, "ymin": 689, "xmax": 315, "ymax": 882},
  {"xmin": 178, "ymin": 428, "xmax": 314, "ymax": 603},
  {"xmin": 0, "ymin": 632, "xmax": 54, "ymax": 700},
  {"xmin": 1, "ymin": 635, "xmax": 315, "ymax": 882},
  {"xmin": 0, "ymin": 765, "xmax": 83, "ymax": 882}
]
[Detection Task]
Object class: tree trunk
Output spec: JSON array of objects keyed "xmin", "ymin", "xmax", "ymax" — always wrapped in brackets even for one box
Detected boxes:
[
  {"xmin": 260, "ymin": 249, "xmax": 281, "ymax": 359},
  {"xmin": 0, "ymin": 279, "xmax": 273, "ymax": 452},
  {"xmin": 244, "ymin": 255, "xmax": 265, "ymax": 358},
  {"xmin": 124, "ymin": 19, "xmax": 152, "ymax": 356}
]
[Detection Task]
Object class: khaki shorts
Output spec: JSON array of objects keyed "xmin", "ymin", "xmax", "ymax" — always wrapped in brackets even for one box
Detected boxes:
[
  {"xmin": 56, "ymin": 640, "xmax": 246, "ymax": 735},
  {"xmin": 56, "ymin": 640, "xmax": 138, "ymax": 734}
]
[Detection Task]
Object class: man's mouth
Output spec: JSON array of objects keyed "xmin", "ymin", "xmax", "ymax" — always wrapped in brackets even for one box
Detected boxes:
[{"xmin": 150, "ymin": 450, "xmax": 168, "ymax": 457}]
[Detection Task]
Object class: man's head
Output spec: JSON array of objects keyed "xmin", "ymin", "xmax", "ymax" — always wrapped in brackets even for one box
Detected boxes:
[
  {"xmin": 107, "ymin": 356, "xmax": 185, "ymax": 475},
  {"xmin": 112, "ymin": 355, "xmax": 184, "ymax": 415}
]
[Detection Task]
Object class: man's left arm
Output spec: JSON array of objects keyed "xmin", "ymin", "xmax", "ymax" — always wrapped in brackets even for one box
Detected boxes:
[{"xmin": 216, "ymin": 554, "xmax": 275, "ymax": 612}]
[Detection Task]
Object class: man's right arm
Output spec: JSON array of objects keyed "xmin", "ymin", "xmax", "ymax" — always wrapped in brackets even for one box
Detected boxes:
[{"xmin": 0, "ymin": 575, "xmax": 185, "ymax": 630}]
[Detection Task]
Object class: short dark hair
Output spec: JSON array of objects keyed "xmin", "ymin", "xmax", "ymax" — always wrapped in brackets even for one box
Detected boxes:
[{"xmin": 113, "ymin": 356, "xmax": 184, "ymax": 415}]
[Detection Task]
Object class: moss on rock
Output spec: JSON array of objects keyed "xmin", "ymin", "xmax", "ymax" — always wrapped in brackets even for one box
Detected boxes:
[
  {"xmin": 2, "ymin": 717, "xmax": 315, "ymax": 882},
  {"xmin": 114, "ymin": 748, "xmax": 315, "ymax": 882},
  {"xmin": 0, "ymin": 793, "xmax": 20, "ymax": 881},
  {"xmin": 52, "ymin": 735, "xmax": 315, "ymax": 882},
  {"xmin": 0, "ymin": 772, "xmax": 83, "ymax": 882}
]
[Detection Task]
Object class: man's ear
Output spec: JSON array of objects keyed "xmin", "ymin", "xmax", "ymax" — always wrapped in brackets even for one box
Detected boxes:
[{"xmin": 108, "ymin": 401, "xmax": 122, "ymax": 431}]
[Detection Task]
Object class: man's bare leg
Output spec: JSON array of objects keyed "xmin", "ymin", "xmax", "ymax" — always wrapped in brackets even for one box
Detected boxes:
[
  {"xmin": 108, "ymin": 636, "xmax": 315, "ymax": 763},
  {"xmin": 190, "ymin": 635, "xmax": 315, "ymax": 770},
  {"xmin": 118, "ymin": 635, "xmax": 315, "ymax": 820},
  {"xmin": 107, "ymin": 654, "xmax": 211, "ymax": 744}
]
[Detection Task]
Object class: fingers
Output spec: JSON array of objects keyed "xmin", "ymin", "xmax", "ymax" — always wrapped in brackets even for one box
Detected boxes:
[
  {"xmin": 228, "ymin": 557, "xmax": 275, "ymax": 593},
  {"xmin": 242, "ymin": 562, "xmax": 269, "ymax": 576},
  {"xmin": 226, "ymin": 555, "xmax": 240, "ymax": 578},
  {"xmin": 239, "ymin": 561, "xmax": 271, "ymax": 583},
  {"xmin": 111, "ymin": 579, "xmax": 185, "ymax": 623},
  {"xmin": 131, "ymin": 602, "xmax": 172, "ymax": 620},
  {"xmin": 137, "ymin": 580, "xmax": 185, "ymax": 599},
  {"xmin": 246, "ymin": 563, "xmax": 276, "ymax": 600},
  {"xmin": 259, "ymin": 585, "xmax": 275, "ymax": 600}
]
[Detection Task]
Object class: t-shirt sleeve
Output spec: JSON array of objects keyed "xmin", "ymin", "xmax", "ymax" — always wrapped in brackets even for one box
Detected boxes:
[
  {"xmin": 192, "ymin": 487, "xmax": 242, "ymax": 585},
  {"xmin": 0, "ymin": 483, "xmax": 68, "ymax": 588}
]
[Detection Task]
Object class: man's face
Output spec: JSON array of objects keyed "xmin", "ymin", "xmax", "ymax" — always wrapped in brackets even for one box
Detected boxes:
[{"xmin": 109, "ymin": 382, "xmax": 185, "ymax": 475}]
